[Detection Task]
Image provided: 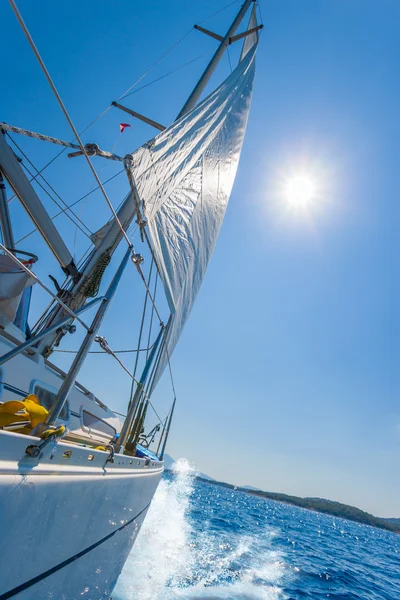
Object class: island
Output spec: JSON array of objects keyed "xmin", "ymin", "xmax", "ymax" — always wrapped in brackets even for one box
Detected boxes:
[{"xmin": 195, "ymin": 475, "xmax": 400, "ymax": 534}]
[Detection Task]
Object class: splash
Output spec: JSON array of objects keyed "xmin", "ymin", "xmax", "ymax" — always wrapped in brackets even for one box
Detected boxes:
[
  {"xmin": 113, "ymin": 458, "xmax": 288, "ymax": 600},
  {"xmin": 114, "ymin": 458, "xmax": 195, "ymax": 600}
]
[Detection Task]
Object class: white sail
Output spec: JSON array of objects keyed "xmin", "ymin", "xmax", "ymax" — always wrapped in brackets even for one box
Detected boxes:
[
  {"xmin": 241, "ymin": 4, "xmax": 259, "ymax": 61},
  {"xmin": 128, "ymin": 36, "xmax": 258, "ymax": 392}
]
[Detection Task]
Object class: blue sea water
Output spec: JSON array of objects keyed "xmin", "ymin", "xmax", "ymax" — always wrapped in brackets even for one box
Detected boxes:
[{"xmin": 114, "ymin": 460, "xmax": 400, "ymax": 600}]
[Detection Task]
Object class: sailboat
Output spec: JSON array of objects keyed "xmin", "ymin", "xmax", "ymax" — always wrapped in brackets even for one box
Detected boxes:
[{"xmin": 0, "ymin": 1, "xmax": 261, "ymax": 598}]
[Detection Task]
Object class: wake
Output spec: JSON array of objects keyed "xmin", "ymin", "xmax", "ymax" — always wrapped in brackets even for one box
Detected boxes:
[{"xmin": 113, "ymin": 458, "xmax": 287, "ymax": 600}]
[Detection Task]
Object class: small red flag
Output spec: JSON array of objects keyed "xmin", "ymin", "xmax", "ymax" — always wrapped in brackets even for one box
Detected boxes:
[{"xmin": 120, "ymin": 123, "xmax": 131, "ymax": 133}]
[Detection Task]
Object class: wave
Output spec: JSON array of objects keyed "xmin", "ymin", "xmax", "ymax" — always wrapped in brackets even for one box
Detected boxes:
[{"xmin": 113, "ymin": 459, "xmax": 289, "ymax": 600}]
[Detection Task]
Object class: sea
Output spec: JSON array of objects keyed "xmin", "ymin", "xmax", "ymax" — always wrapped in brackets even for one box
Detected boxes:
[{"xmin": 113, "ymin": 459, "xmax": 400, "ymax": 600}]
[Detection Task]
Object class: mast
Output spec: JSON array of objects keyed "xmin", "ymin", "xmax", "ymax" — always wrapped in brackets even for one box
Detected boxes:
[
  {"xmin": 177, "ymin": 0, "xmax": 255, "ymax": 119},
  {"xmin": 24, "ymin": 0, "xmax": 257, "ymax": 354}
]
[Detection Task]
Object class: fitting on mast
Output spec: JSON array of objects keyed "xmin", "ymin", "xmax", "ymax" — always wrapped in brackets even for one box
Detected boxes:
[{"xmin": 177, "ymin": 0, "xmax": 257, "ymax": 119}]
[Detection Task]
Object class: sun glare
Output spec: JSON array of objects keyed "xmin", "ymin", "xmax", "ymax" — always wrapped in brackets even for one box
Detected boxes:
[{"xmin": 284, "ymin": 173, "xmax": 316, "ymax": 208}]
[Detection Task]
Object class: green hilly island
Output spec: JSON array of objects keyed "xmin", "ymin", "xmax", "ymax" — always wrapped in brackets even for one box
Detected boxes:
[
  {"xmin": 196, "ymin": 475, "xmax": 399, "ymax": 533},
  {"xmin": 164, "ymin": 457, "xmax": 398, "ymax": 533}
]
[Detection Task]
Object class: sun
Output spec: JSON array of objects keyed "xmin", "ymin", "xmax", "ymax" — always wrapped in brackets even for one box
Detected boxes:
[{"xmin": 283, "ymin": 173, "xmax": 317, "ymax": 208}]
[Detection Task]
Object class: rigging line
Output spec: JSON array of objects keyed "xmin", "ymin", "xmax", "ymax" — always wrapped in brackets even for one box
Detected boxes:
[
  {"xmin": 6, "ymin": 27, "xmax": 194, "ymax": 197},
  {"xmin": 146, "ymin": 271, "xmax": 158, "ymax": 360},
  {"xmin": 9, "ymin": 0, "xmax": 131, "ymax": 247},
  {"xmin": 15, "ymin": 169, "xmax": 124, "ymax": 246},
  {"xmin": 30, "ymin": 273, "xmax": 70, "ymax": 334},
  {"xmin": 0, "ymin": 243, "xmax": 90, "ymax": 331},
  {"xmin": 90, "ymin": 341, "xmax": 164, "ymax": 424},
  {"xmin": 75, "ymin": 244, "xmax": 94, "ymax": 279},
  {"xmin": 121, "ymin": 50, "xmax": 213, "ymax": 100},
  {"xmin": 257, "ymin": 0, "xmax": 264, "ymax": 26},
  {"xmin": 5, "ymin": 0, "xmax": 241, "ymax": 206},
  {"xmin": 133, "ymin": 259, "xmax": 154, "ymax": 382},
  {"xmin": 227, "ymin": 46, "xmax": 233, "ymax": 73},
  {"xmin": 141, "ymin": 336, "xmax": 170, "ymax": 426},
  {"xmin": 144, "ymin": 397, "xmax": 164, "ymax": 427},
  {"xmin": 6, "ymin": 145, "xmax": 68, "ymax": 204},
  {"xmin": 198, "ymin": 0, "xmax": 241, "ymax": 24},
  {"xmin": 164, "ymin": 328, "xmax": 177, "ymax": 399},
  {"xmin": 112, "ymin": 410, "xmax": 127, "ymax": 418},
  {"xmin": 108, "ymin": 350, "xmax": 144, "ymax": 382},
  {"xmin": 156, "ymin": 403, "xmax": 173, "ymax": 455},
  {"xmin": 7, "ymin": 133, "xmax": 93, "ymax": 237},
  {"xmin": 54, "ymin": 347, "xmax": 151, "ymax": 354},
  {"xmin": 143, "ymin": 221, "xmax": 161, "ymax": 275},
  {"xmin": 6, "ymin": 107, "xmax": 114, "ymax": 205},
  {"xmin": 118, "ymin": 28, "xmax": 194, "ymax": 101},
  {"xmin": 119, "ymin": 0, "xmax": 240, "ymax": 101},
  {"xmin": 126, "ymin": 262, "xmax": 156, "ymax": 424},
  {"xmin": 148, "ymin": 315, "xmax": 176, "ymax": 400},
  {"xmin": 144, "ymin": 401, "xmax": 163, "ymax": 429},
  {"xmin": 126, "ymin": 222, "xmax": 139, "ymax": 240},
  {"xmin": 17, "ymin": 160, "xmax": 92, "ymax": 241},
  {"xmin": 161, "ymin": 318, "xmax": 177, "ymax": 400},
  {"xmin": 71, "ymin": 133, "xmax": 122, "ymax": 258},
  {"xmin": 133, "ymin": 257, "xmax": 163, "ymax": 326}
]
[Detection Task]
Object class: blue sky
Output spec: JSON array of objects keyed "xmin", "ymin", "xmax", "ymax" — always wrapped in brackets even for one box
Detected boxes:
[{"xmin": 1, "ymin": 0, "xmax": 399, "ymax": 517}]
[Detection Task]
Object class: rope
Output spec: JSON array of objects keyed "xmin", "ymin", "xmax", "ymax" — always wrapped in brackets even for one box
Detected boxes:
[
  {"xmin": 9, "ymin": 0, "xmax": 131, "ymax": 247},
  {"xmin": 81, "ymin": 250, "xmax": 111, "ymax": 298},
  {"xmin": 1, "ymin": 122, "xmax": 79, "ymax": 149},
  {"xmin": 0, "ymin": 122, "xmax": 125, "ymax": 162},
  {"xmin": 6, "ymin": 111, "xmax": 116, "ymax": 205}
]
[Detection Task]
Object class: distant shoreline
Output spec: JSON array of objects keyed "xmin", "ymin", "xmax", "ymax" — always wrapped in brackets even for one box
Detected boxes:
[{"xmin": 165, "ymin": 469, "xmax": 399, "ymax": 534}]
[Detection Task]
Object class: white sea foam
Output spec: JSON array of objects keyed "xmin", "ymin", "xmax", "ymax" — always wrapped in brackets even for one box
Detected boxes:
[{"xmin": 113, "ymin": 458, "xmax": 288, "ymax": 600}]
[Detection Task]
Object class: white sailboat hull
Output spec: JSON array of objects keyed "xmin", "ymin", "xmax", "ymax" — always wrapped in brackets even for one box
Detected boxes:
[{"xmin": 0, "ymin": 430, "xmax": 163, "ymax": 599}]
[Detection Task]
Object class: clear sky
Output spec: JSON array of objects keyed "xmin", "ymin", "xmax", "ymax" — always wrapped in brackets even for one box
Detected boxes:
[{"xmin": 1, "ymin": 0, "xmax": 399, "ymax": 517}]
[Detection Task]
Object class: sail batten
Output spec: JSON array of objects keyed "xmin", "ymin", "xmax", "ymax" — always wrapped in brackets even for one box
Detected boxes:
[{"xmin": 128, "ymin": 34, "xmax": 258, "ymax": 392}]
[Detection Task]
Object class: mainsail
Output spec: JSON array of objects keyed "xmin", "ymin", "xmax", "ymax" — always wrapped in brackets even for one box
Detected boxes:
[{"xmin": 129, "ymin": 20, "xmax": 258, "ymax": 393}]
